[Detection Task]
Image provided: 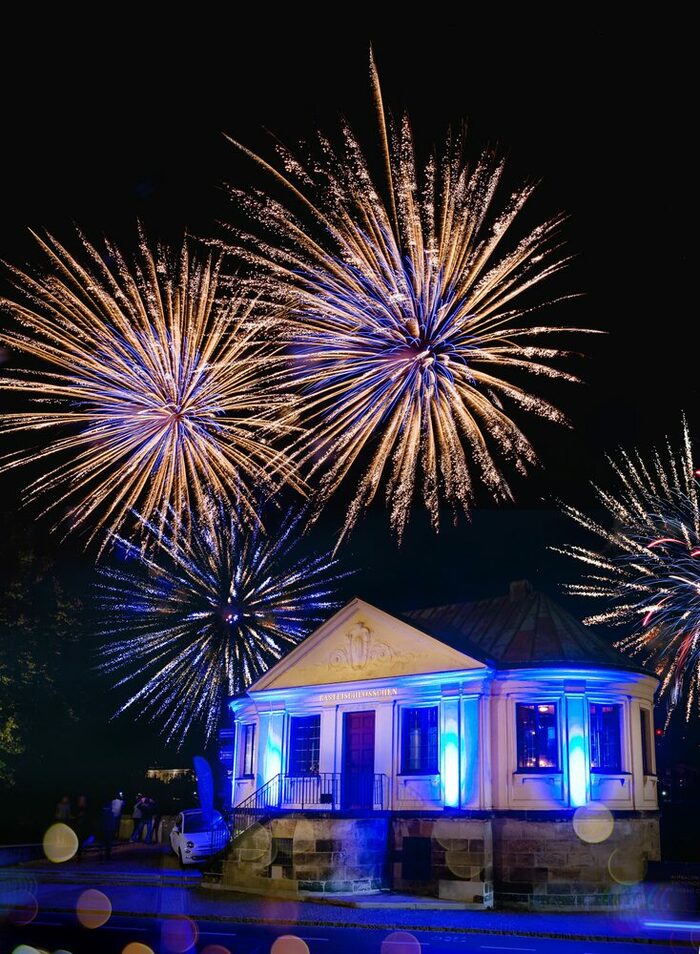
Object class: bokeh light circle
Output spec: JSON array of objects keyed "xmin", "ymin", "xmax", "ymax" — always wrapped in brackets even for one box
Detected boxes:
[
  {"xmin": 381, "ymin": 932, "xmax": 422, "ymax": 953},
  {"xmin": 572, "ymin": 802, "xmax": 614, "ymax": 844},
  {"xmin": 161, "ymin": 915, "xmax": 199, "ymax": 953},
  {"xmin": 123, "ymin": 944, "xmax": 156, "ymax": 954},
  {"xmin": 11, "ymin": 945, "xmax": 42, "ymax": 954},
  {"xmin": 667, "ymin": 926, "xmax": 700, "ymax": 954},
  {"xmin": 243, "ymin": 822, "xmax": 273, "ymax": 864},
  {"xmin": 5, "ymin": 891, "xmax": 38, "ymax": 926},
  {"xmin": 608, "ymin": 847, "xmax": 647, "ymax": 885},
  {"xmin": 432, "ymin": 820, "xmax": 461, "ymax": 851},
  {"xmin": 445, "ymin": 849, "xmax": 475, "ymax": 879},
  {"xmin": 76, "ymin": 888, "xmax": 112, "ymax": 929},
  {"xmin": 270, "ymin": 937, "xmax": 311, "ymax": 954},
  {"xmin": 43, "ymin": 823, "xmax": 78, "ymax": 864}
]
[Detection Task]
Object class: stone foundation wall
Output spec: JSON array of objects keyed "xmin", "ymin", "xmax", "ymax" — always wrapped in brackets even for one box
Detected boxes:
[
  {"xmin": 391, "ymin": 817, "xmax": 494, "ymax": 908},
  {"xmin": 219, "ymin": 810, "xmax": 660, "ymax": 908},
  {"xmin": 493, "ymin": 813, "xmax": 661, "ymax": 910},
  {"xmin": 222, "ymin": 814, "xmax": 389, "ymax": 895}
]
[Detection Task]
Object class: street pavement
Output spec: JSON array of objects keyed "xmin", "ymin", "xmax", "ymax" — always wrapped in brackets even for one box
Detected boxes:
[
  {"xmin": 1, "ymin": 843, "xmax": 699, "ymax": 953},
  {"xmin": 3, "ymin": 910, "xmax": 691, "ymax": 954}
]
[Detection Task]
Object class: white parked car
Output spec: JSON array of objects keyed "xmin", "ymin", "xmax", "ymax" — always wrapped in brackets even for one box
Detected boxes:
[{"xmin": 169, "ymin": 809, "xmax": 229, "ymax": 865}]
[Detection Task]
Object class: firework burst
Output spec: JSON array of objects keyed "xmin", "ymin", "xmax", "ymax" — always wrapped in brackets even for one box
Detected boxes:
[
  {"xmin": 0, "ymin": 231, "xmax": 301, "ymax": 548},
  {"xmin": 99, "ymin": 502, "xmax": 345, "ymax": 743},
  {"xmin": 226, "ymin": 54, "xmax": 592, "ymax": 543},
  {"xmin": 557, "ymin": 418, "xmax": 700, "ymax": 719}
]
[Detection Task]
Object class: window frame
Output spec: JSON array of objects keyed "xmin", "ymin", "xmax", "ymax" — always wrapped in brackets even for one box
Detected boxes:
[
  {"xmin": 400, "ymin": 704, "xmax": 440, "ymax": 776},
  {"xmin": 288, "ymin": 714, "xmax": 321, "ymax": 776},
  {"xmin": 640, "ymin": 707, "xmax": 655, "ymax": 777},
  {"xmin": 239, "ymin": 723, "xmax": 256, "ymax": 779},
  {"xmin": 515, "ymin": 701, "xmax": 561, "ymax": 773},
  {"xmin": 588, "ymin": 701, "xmax": 623, "ymax": 774}
]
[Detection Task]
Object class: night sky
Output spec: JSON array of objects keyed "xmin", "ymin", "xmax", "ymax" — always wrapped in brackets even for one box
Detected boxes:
[{"xmin": 0, "ymin": 19, "xmax": 696, "ymax": 793}]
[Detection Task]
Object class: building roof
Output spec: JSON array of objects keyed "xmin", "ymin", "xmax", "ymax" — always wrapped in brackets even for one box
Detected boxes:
[{"xmin": 401, "ymin": 581, "xmax": 652, "ymax": 675}]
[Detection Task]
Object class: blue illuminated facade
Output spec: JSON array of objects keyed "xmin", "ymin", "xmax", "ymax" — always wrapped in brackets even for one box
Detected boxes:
[{"xmin": 224, "ymin": 583, "xmax": 661, "ymax": 909}]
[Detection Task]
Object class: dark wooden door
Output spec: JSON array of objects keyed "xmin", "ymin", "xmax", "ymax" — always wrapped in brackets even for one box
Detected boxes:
[{"xmin": 342, "ymin": 710, "xmax": 375, "ymax": 808}]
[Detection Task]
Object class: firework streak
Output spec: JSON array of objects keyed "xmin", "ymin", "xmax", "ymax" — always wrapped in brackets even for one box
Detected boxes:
[
  {"xmin": 226, "ymin": 54, "xmax": 593, "ymax": 542},
  {"xmin": 557, "ymin": 418, "xmax": 700, "ymax": 719},
  {"xmin": 99, "ymin": 502, "xmax": 345, "ymax": 743},
  {"xmin": 0, "ymin": 232, "xmax": 301, "ymax": 547}
]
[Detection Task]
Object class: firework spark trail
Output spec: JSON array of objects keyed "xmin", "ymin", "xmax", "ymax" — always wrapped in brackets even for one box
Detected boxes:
[
  {"xmin": 99, "ymin": 501, "xmax": 345, "ymax": 744},
  {"xmin": 0, "ymin": 231, "xmax": 303, "ymax": 547},
  {"xmin": 557, "ymin": 417, "xmax": 700, "ymax": 719},
  {"xmin": 225, "ymin": 54, "xmax": 594, "ymax": 543}
]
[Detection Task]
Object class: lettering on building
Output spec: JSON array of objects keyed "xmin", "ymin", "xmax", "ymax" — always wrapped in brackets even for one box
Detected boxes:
[{"xmin": 318, "ymin": 687, "xmax": 399, "ymax": 703}]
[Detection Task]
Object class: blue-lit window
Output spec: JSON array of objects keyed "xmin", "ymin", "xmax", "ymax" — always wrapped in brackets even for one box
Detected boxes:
[
  {"xmin": 289, "ymin": 715, "xmax": 320, "ymax": 775},
  {"xmin": 589, "ymin": 703, "xmax": 622, "ymax": 773},
  {"xmin": 241, "ymin": 724, "xmax": 255, "ymax": 777},
  {"xmin": 516, "ymin": 703, "xmax": 559, "ymax": 771},
  {"xmin": 401, "ymin": 706, "xmax": 438, "ymax": 775}
]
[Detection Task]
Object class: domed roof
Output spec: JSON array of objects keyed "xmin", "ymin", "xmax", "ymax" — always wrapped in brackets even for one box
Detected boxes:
[{"xmin": 402, "ymin": 580, "xmax": 652, "ymax": 675}]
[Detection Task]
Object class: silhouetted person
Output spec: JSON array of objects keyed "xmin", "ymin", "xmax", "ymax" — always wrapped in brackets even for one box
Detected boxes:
[
  {"xmin": 74, "ymin": 795, "xmax": 90, "ymax": 862},
  {"xmin": 130, "ymin": 794, "xmax": 146, "ymax": 842},
  {"xmin": 141, "ymin": 796, "xmax": 156, "ymax": 844},
  {"xmin": 110, "ymin": 791, "xmax": 125, "ymax": 839},
  {"xmin": 55, "ymin": 795, "xmax": 71, "ymax": 822},
  {"xmin": 100, "ymin": 801, "xmax": 115, "ymax": 861}
]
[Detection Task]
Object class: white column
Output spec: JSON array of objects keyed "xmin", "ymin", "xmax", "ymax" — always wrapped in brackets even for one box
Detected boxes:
[
  {"xmin": 479, "ymin": 693, "xmax": 493, "ymax": 809},
  {"xmin": 461, "ymin": 695, "xmax": 480, "ymax": 808},
  {"xmin": 374, "ymin": 702, "xmax": 394, "ymax": 809},
  {"xmin": 441, "ymin": 692, "xmax": 460, "ymax": 808},
  {"xmin": 318, "ymin": 708, "xmax": 336, "ymax": 775},
  {"xmin": 230, "ymin": 718, "xmax": 241, "ymax": 806},
  {"xmin": 257, "ymin": 709, "xmax": 285, "ymax": 789},
  {"xmin": 566, "ymin": 693, "xmax": 589, "ymax": 807},
  {"xmin": 255, "ymin": 712, "xmax": 270, "ymax": 789},
  {"xmin": 490, "ymin": 693, "xmax": 510, "ymax": 808}
]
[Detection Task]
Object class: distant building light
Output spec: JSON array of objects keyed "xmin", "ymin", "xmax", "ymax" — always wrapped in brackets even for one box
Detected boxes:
[{"xmin": 145, "ymin": 767, "xmax": 194, "ymax": 783}]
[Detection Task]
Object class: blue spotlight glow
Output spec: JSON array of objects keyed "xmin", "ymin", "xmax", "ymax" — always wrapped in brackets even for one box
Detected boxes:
[
  {"xmin": 442, "ymin": 699, "xmax": 460, "ymax": 808},
  {"xmin": 566, "ymin": 695, "xmax": 589, "ymax": 808}
]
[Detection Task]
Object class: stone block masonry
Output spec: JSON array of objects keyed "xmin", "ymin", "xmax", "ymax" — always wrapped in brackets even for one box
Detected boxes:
[
  {"xmin": 493, "ymin": 813, "xmax": 661, "ymax": 910},
  {"xmin": 391, "ymin": 816, "xmax": 494, "ymax": 908},
  {"xmin": 222, "ymin": 815, "xmax": 390, "ymax": 895},
  {"xmin": 220, "ymin": 810, "xmax": 660, "ymax": 910}
]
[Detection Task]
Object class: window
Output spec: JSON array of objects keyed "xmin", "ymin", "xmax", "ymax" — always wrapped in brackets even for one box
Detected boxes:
[
  {"xmin": 640, "ymin": 708, "xmax": 654, "ymax": 776},
  {"xmin": 516, "ymin": 703, "xmax": 559, "ymax": 771},
  {"xmin": 289, "ymin": 715, "xmax": 321, "ymax": 775},
  {"xmin": 402, "ymin": 836, "xmax": 432, "ymax": 880},
  {"xmin": 241, "ymin": 723, "xmax": 255, "ymax": 777},
  {"xmin": 271, "ymin": 837, "xmax": 293, "ymax": 871},
  {"xmin": 401, "ymin": 706, "xmax": 439, "ymax": 775},
  {"xmin": 589, "ymin": 703, "xmax": 622, "ymax": 773}
]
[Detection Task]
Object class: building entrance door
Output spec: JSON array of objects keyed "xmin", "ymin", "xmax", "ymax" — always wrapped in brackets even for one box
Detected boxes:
[{"xmin": 342, "ymin": 710, "xmax": 375, "ymax": 809}]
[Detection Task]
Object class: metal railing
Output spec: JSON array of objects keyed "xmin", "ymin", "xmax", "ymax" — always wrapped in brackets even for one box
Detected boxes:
[
  {"xmin": 206, "ymin": 818, "xmax": 232, "ymax": 856},
  {"xmin": 281, "ymin": 772, "xmax": 340, "ymax": 809},
  {"xmin": 224, "ymin": 771, "xmax": 390, "ymax": 845},
  {"xmin": 229, "ymin": 773, "xmax": 282, "ymax": 841}
]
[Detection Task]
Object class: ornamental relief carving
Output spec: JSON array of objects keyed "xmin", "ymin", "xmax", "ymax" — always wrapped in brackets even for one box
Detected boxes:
[{"xmin": 327, "ymin": 622, "xmax": 415, "ymax": 674}]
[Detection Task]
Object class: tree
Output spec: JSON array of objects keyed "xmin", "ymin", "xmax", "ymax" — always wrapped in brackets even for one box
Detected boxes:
[{"xmin": 0, "ymin": 517, "xmax": 87, "ymax": 788}]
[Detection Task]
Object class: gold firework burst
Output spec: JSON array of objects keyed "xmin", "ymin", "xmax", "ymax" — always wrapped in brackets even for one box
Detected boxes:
[
  {"xmin": 0, "ymin": 231, "xmax": 302, "ymax": 547},
  {"xmin": 225, "ymin": 54, "xmax": 594, "ymax": 543}
]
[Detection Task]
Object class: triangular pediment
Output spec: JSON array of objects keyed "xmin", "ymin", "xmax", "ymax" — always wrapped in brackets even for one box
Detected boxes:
[{"xmin": 249, "ymin": 599, "xmax": 487, "ymax": 691}]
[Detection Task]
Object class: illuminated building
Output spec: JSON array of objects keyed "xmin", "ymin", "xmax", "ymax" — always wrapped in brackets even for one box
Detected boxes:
[{"xmin": 221, "ymin": 581, "xmax": 660, "ymax": 909}]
